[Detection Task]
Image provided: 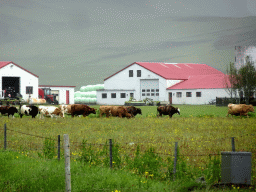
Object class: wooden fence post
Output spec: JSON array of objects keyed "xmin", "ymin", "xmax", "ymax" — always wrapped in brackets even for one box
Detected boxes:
[
  {"xmin": 173, "ymin": 142, "xmax": 178, "ymax": 181},
  {"xmin": 58, "ymin": 135, "xmax": 60, "ymax": 161},
  {"xmin": 64, "ymin": 134, "xmax": 71, "ymax": 192},
  {"xmin": 4, "ymin": 123, "xmax": 7, "ymax": 150},
  {"xmin": 109, "ymin": 139, "xmax": 112, "ymax": 169},
  {"xmin": 231, "ymin": 137, "xmax": 235, "ymax": 152}
]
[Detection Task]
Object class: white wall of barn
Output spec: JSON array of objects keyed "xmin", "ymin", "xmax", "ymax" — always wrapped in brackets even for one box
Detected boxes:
[
  {"xmin": 0, "ymin": 63, "xmax": 38, "ymax": 101},
  {"xmin": 167, "ymin": 88, "xmax": 230, "ymax": 105},
  {"xmin": 104, "ymin": 64, "xmax": 168, "ymax": 102},
  {"xmin": 96, "ymin": 90, "xmax": 135, "ymax": 105}
]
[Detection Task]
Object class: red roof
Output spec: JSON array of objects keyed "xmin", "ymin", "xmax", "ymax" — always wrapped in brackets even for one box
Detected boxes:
[
  {"xmin": 0, "ymin": 61, "xmax": 38, "ymax": 78},
  {"xmin": 39, "ymin": 85, "xmax": 76, "ymax": 88},
  {"xmin": 167, "ymin": 74, "xmax": 231, "ymax": 89},
  {"xmin": 104, "ymin": 62, "xmax": 223, "ymax": 81}
]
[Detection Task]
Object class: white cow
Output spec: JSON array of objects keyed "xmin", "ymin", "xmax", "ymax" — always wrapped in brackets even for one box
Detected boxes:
[{"xmin": 38, "ymin": 106, "xmax": 64, "ymax": 119}]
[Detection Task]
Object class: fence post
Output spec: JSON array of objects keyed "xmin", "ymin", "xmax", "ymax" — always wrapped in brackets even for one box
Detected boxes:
[
  {"xmin": 64, "ymin": 134, "xmax": 71, "ymax": 192},
  {"xmin": 4, "ymin": 123, "xmax": 7, "ymax": 150},
  {"xmin": 109, "ymin": 139, "xmax": 112, "ymax": 169},
  {"xmin": 58, "ymin": 135, "xmax": 60, "ymax": 161},
  {"xmin": 231, "ymin": 137, "xmax": 235, "ymax": 152},
  {"xmin": 173, "ymin": 142, "xmax": 178, "ymax": 181}
]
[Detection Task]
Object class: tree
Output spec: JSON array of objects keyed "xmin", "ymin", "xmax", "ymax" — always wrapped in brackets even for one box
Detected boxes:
[
  {"xmin": 237, "ymin": 55, "xmax": 256, "ymax": 104},
  {"xmin": 224, "ymin": 62, "xmax": 239, "ymax": 99}
]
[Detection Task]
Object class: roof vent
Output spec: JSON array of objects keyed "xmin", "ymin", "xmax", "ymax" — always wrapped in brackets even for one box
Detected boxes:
[{"xmin": 10, "ymin": 64, "xmax": 14, "ymax": 68}]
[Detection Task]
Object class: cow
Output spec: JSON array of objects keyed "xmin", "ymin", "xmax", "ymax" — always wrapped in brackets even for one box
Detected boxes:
[
  {"xmin": 38, "ymin": 106, "xmax": 64, "ymax": 119},
  {"xmin": 109, "ymin": 106, "xmax": 132, "ymax": 118},
  {"xmin": 58, "ymin": 105, "xmax": 70, "ymax": 117},
  {"xmin": 227, "ymin": 103, "xmax": 255, "ymax": 118},
  {"xmin": 157, "ymin": 105, "xmax": 180, "ymax": 118},
  {"xmin": 20, "ymin": 105, "xmax": 39, "ymax": 118},
  {"xmin": 0, "ymin": 106, "xmax": 18, "ymax": 118},
  {"xmin": 70, "ymin": 104, "xmax": 97, "ymax": 117},
  {"xmin": 124, "ymin": 106, "xmax": 142, "ymax": 117},
  {"xmin": 99, "ymin": 105, "xmax": 113, "ymax": 118}
]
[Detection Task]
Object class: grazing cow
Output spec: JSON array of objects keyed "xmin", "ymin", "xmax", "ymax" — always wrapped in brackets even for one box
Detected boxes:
[
  {"xmin": 124, "ymin": 106, "xmax": 142, "ymax": 117},
  {"xmin": 20, "ymin": 105, "xmax": 39, "ymax": 118},
  {"xmin": 38, "ymin": 106, "xmax": 64, "ymax": 119},
  {"xmin": 70, "ymin": 104, "xmax": 97, "ymax": 117},
  {"xmin": 58, "ymin": 105, "xmax": 70, "ymax": 117},
  {"xmin": 0, "ymin": 106, "xmax": 18, "ymax": 118},
  {"xmin": 99, "ymin": 105, "xmax": 113, "ymax": 118},
  {"xmin": 157, "ymin": 105, "xmax": 180, "ymax": 118},
  {"xmin": 109, "ymin": 106, "xmax": 132, "ymax": 118},
  {"xmin": 227, "ymin": 103, "xmax": 255, "ymax": 118}
]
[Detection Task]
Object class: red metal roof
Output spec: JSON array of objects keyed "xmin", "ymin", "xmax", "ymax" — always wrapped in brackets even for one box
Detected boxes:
[
  {"xmin": 39, "ymin": 85, "xmax": 76, "ymax": 87},
  {"xmin": 0, "ymin": 61, "xmax": 39, "ymax": 78},
  {"xmin": 104, "ymin": 62, "xmax": 224, "ymax": 81},
  {"xmin": 167, "ymin": 74, "xmax": 231, "ymax": 89}
]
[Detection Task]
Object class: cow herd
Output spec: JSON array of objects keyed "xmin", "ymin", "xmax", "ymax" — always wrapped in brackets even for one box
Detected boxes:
[{"xmin": 0, "ymin": 103, "xmax": 254, "ymax": 119}]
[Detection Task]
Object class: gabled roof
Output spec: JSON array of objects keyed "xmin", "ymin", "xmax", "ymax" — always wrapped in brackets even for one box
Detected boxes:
[
  {"xmin": 0, "ymin": 61, "xmax": 39, "ymax": 78},
  {"xmin": 167, "ymin": 74, "xmax": 231, "ymax": 89},
  {"xmin": 104, "ymin": 62, "xmax": 223, "ymax": 81}
]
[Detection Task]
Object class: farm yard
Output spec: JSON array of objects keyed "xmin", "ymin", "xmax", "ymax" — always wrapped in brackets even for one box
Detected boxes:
[{"xmin": 0, "ymin": 105, "xmax": 256, "ymax": 191}]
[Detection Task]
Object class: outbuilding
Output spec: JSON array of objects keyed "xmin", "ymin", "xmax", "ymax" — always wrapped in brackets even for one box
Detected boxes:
[
  {"xmin": 0, "ymin": 61, "xmax": 38, "ymax": 101},
  {"xmin": 97, "ymin": 62, "xmax": 231, "ymax": 105}
]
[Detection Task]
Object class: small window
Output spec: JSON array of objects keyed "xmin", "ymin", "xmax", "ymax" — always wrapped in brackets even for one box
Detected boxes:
[
  {"xmin": 177, "ymin": 92, "xmax": 182, "ymax": 98},
  {"xmin": 147, "ymin": 89, "xmax": 150, "ymax": 92},
  {"xmin": 130, "ymin": 93, "xmax": 134, "ymax": 98},
  {"xmin": 129, "ymin": 70, "xmax": 133, "ymax": 77},
  {"xmin": 151, "ymin": 93, "xmax": 155, "ymax": 96},
  {"xmin": 142, "ymin": 93, "xmax": 145, "ymax": 96},
  {"xmin": 111, "ymin": 93, "xmax": 116, "ymax": 98},
  {"xmin": 137, "ymin": 70, "xmax": 141, "ymax": 77},
  {"xmin": 196, "ymin": 92, "xmax": 201, "ymax": 97},
  {"xmin": 102, "ymin": 93, "xmax": 107, "ymax": 98},
  {"xmin": 147, "ymin": 93, "xmax": 150, "ymax": 96},
  {"xmin": 156, "ymin": 93, "xmax": 159, "ymax": 96},
  {"xmin": 142, "ymin": 89, "xmax": 145, "ymax": 92},
  {"xmin": 26, "ymin": 86, "xmax": 33, "ymax": 94},
  {"xmin": 151, "ymin": 89, "xmax": 154, "ymax": 92},
  {"xmin": 156, "ymin": 89, "xmax": 159, "ymax": 92},
  {"xmin": 120, "ymin": 93, "xmax": 126, "ymax": 98},
  {"xmin": 186, "ymin": 92, "xmax": 192, "ymax": 97}
]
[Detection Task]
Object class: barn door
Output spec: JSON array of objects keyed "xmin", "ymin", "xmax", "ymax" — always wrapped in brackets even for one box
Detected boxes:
[
  {"xmin": 66, "ymin": 90, "xmax": 69, "ymax": 104},
  {"xmin": 169, "ymin": 92, "xmax": 172, "ymax": 104}
]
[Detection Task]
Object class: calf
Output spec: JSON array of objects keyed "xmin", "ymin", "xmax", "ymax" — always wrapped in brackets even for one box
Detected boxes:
[
  {"xmin": 38, "ymin": 106, "xmax": 64, "ymax": 119},
  {"xmin": 20, "ymin": 105, "xmax": 39, "ymax": 118}
]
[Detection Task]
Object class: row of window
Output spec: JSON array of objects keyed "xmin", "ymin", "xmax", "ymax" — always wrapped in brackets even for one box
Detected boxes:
[
  {"xmin": 129, "ymin": 70, "xmax": 141, "ymax": 77},
  {"xmin": 142, "ymin": 89, "xmax": 159, "ymax": 92},
  {"xmin": 102, "ymin": 93, "xmax": 126, "ymax": 99},
  {"xmin": 176, "ymin": 92, "xmax": 201, "ymax": 98},
  {"xmin": 142, "ymin": 93, "xmax": 159, "ymax": 96}
]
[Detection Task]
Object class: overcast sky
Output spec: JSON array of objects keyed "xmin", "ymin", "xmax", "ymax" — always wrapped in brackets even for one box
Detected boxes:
[{"xmin": 1, "ymin": 0, "xmax": 256, "ymax": 91}]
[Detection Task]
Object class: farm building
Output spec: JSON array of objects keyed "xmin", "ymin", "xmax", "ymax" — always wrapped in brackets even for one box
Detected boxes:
[
  {"xmin": 96, "ymin": 62, "xmax": 231, "ymax": 105},
  {"xmin": 39, "ymin": 85, "xmax": 75, "ymax": 104},
  {"xmin": 0, "ymin": 61, "xmax": 39, "ymax": 101}
]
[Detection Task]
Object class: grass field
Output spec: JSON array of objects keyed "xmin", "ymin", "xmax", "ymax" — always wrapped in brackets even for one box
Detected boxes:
[{"xmin": 0, "ymin": 105, "xmax": 255, "ymax": 191}]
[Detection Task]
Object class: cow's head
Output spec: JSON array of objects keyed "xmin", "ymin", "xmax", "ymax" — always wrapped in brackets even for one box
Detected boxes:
[
  {"xmin": 137, "ymin": 108, "xmax": 142, "ymax": 115},
  {"xmin": 248, "ymin": 105, "xmax": 255, "ymax": 113},
  {"xmin": 90, "ymin": 108, "xmax": 97, "ymax": 114},
  {"xmin": 176, "ymin": 107, "xmax": 180, "ymax": 115}
]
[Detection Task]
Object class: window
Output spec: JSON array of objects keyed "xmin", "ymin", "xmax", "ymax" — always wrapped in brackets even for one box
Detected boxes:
[
  {"xmin": 151, "ymin": 89, "xmax": 155, "ymax": 92},
  {"xmin": 120, "ymin": 93, "xmax": 126, "ymax": 98},
  {"xmin": 102, "ymin": 93, "xmax": 107, "ymax": 98},
  {"xmin": 130, "ymin": 93, "xmax": 134, "ymax": 98},
  {"xmin": 129, "ymin": 70, "xmax": 133, "ymax": 77},
  {"xmin": 151, "ymin": 93, "xmax": 155, "ymax": 96},
  {"xmin": 26, "ymin": 86, "xmax": 33, "ymax": 94},
  {"xmin": 156, "ymin": 89, "xmax": 159, "ymax": 92},
  {"xmin": 156, "ymin": 93, "xmax": 159, "ymax": 96},
  {"xmin": 147, "ymin": 89, "xmax": 150, "ymax": 92},
  {"xmin": 137, "ymin": 70, "xmax": 141, "ymax": 77},
  {"xmin": 142, "ymin": 89, "xmax": 145, "ymax": 92},
  {"xmin": 186, "ymin": 92, "xmax": 192, "ymax": 97},
  {"xmin": 142, "ymin": 93, "xmax": 145, "ymax": 96},
  {"xmin": 196, "ymin": 92, "xmax": 201, "ymax": 97},
  {"xmin": 147, "ymin": 93, "xmax": 150, "ymax": 96},
  {"xmin": 177, "ymin": 92, "xmax": 182, "ymax": 98},
  {"xmin": 111, "ymin": 93, "xmax": 116, "ymax": 98}
]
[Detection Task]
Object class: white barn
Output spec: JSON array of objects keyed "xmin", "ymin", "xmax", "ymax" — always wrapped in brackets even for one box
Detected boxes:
[
  {"xmin": 39, "ymin": 85, "xmax": 75, "ymax": 104},
  {"xmin": 96, "ymin": 62, "xmax": 231, "ymax": 105},
  {"xmin": 0, "ymin": 61, "xmax": 39, "ymax": 101}
]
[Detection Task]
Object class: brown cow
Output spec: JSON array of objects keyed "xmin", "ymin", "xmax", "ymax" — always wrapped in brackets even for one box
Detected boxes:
[
  {"xmin": 109, "ymin": 106, "xmax": 131, "ymax": 118},
  {"xmin": 70, "ymin": 104, "xmax": 97, "ymax": 117},
  {"xmin": 124, "ymin": 106, "xmax": 142, "ymax": 117},
  {"xmin": 157, "ymin": 105, "xmax": 180, "ymax": 118},
  {"xmin": 99, "ymin": 105, "xmax": 113, "ymax": 118},
  {"xmin": 227, "ymin": 103, "xmax": 255, "ymax": 118}
]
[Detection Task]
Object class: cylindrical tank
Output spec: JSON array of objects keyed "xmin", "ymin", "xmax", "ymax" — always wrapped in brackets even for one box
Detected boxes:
[
  {"xmin": 81, "ymin": 97, "xmax": 87, "ymax": 103},
  {"xmin": 74, "ymin": 91, "xmax": 81, "ymax": 98},
  {"xmin": 75, "ymin": 97, "xmax": 81, "ymax": 104},
  {"xmin": 80, "ymin": 92, "xmax": 86, "ymax": 97},
  {"xmin": 80, "ymin": 86, "xmax": 85, "ymax": 92},
  {"xmin": 91, "ymin": 98, "xmax": 97, "ymax": 104},
  {"xmin": 87, "ymin": 85, "xmax": 93, "ymax": 92},
  {"xmin": 89, "ymin": 91, "xmax": 97, "ymax": 98}
]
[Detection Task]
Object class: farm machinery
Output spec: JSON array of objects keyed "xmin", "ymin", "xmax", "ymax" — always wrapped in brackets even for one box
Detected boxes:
[{"xmin": 38, "ymin": 88, "xmax": 58, "ymax": 105}]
